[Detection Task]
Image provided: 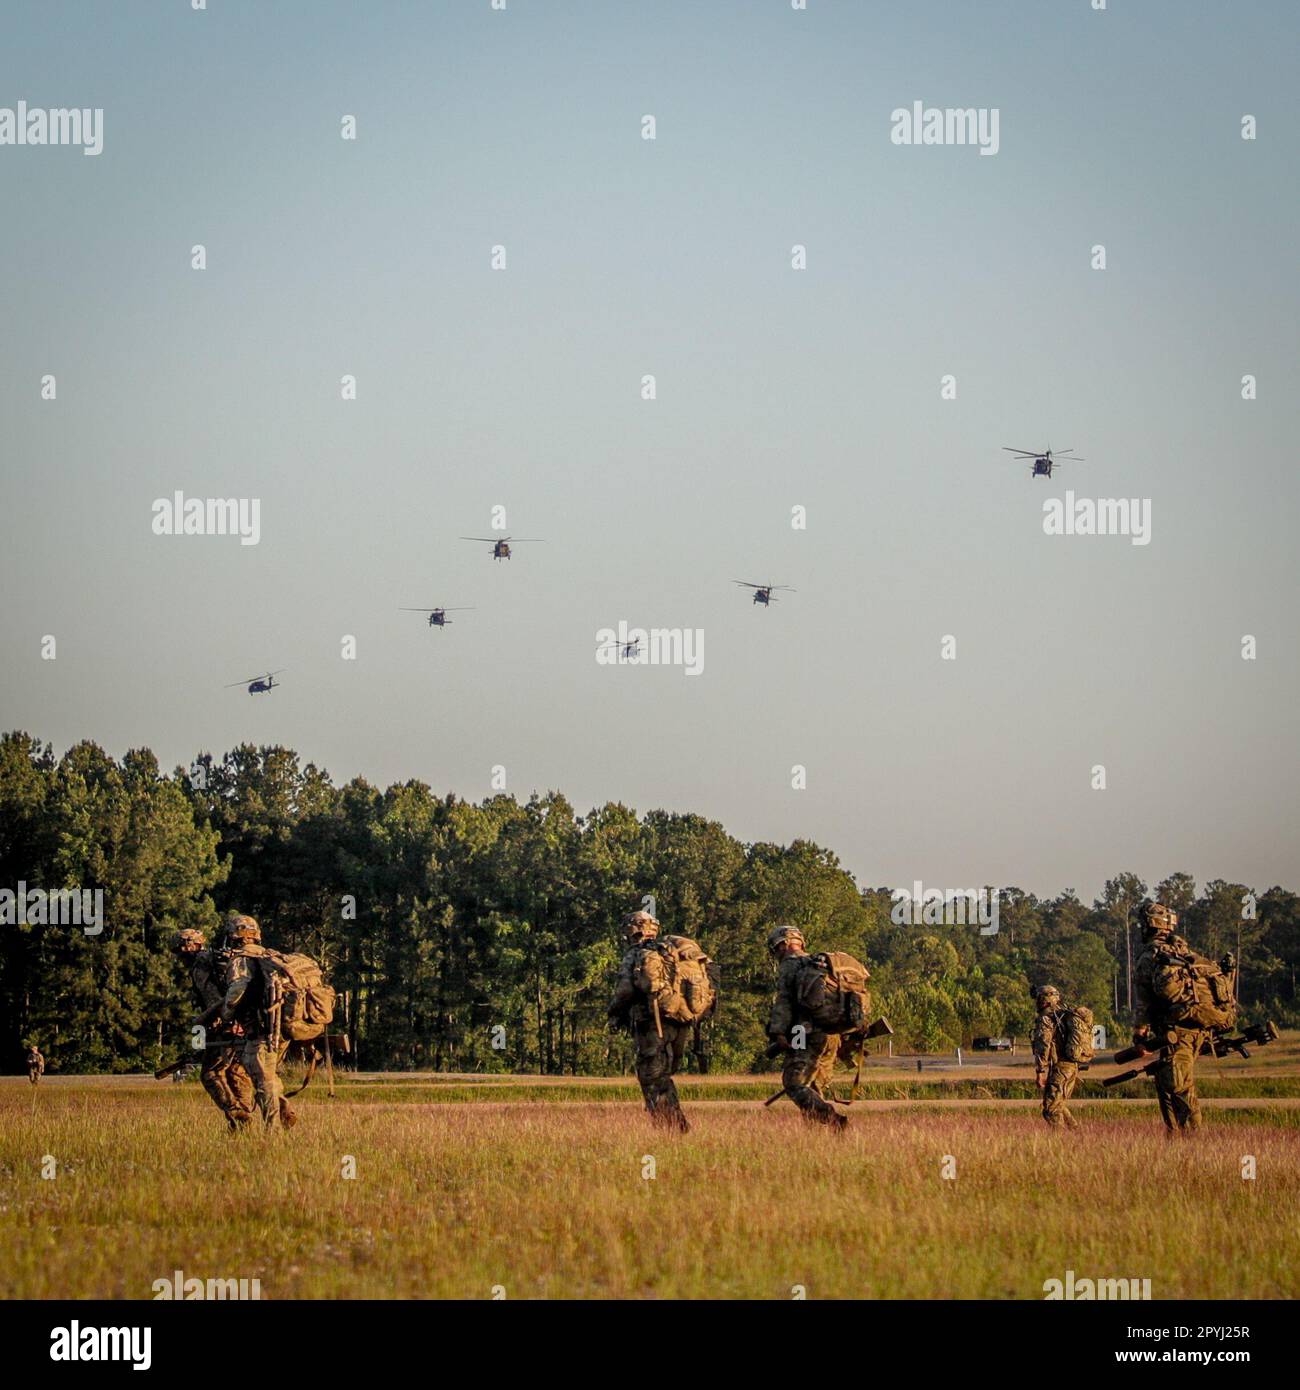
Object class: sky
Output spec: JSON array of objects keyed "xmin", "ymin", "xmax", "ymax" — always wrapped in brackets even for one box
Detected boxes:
[{"xmin": 2, "ymin": 0, "xmax": 1297, "ymax": 904}]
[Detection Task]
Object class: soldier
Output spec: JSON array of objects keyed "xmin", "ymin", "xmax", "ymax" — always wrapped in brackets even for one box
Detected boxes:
[
  {"xmin": 214, "ymin": 915, "xmax": 296, "ymax": 1130},
  {"xmin": 765, "ymin": 925, "xmax": 847, "ymax": 1132},
  {"xmin": 172, "ymin": 926, "xmax": 256, "ymax": 1130},
  {"xmin": 26, "ymin": 1043, "xmax": 44, "ymax": 1086},
  {"xmin": 1031, "ymin": 984, "xmax": 1078, "ymax": 1130},
  {"xmin": 607, "ymin": 909, "xmax": 690, "ymax": 1134},
  {"xmin": 1132, "ymin": 900, "xmax": 1224, "ymax": 1137}
]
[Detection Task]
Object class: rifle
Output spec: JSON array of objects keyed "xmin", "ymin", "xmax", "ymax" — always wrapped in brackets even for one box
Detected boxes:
[
  {"xmin": 154, "ymin": 1056, "xmax": 195, "ymax": 1081},
  {"xmin": 153, "ymin": 1016, "xmax": 244, "ymax": 1080},
  {"xmin": 1103, "ymin": 1020, "xmax": 1279, "ymax": 1087},
  {"xmin": 765, "ymin": 1017, "xmax": 893, "ymax": 1106},
  {"xmin": 850, "ymin": 1017, "xmax": 893, "ymax": 1101}
]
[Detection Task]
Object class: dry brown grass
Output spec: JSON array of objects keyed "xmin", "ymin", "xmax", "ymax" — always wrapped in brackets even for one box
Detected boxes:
[{"xmin": 2, "ymin": 1079, "xmax": 1296, "ymax": 1299}]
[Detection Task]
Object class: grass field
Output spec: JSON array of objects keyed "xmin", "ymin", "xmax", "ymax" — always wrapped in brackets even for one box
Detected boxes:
[{"xmin": 3, "ymin": 1046, "xmax": 1298, "ymax": 1301}]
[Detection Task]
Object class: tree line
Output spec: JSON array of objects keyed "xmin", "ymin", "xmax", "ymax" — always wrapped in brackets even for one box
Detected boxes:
[{"xmin": 3, "ymin": 732, "xmax": 1297, "ymax": 1074}]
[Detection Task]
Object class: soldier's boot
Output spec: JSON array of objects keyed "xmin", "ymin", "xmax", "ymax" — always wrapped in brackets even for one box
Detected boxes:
[
  {"xmin": 647, "ymin": 1095, "xmax": 689, "ymax": 1134},
  {"xmin": 225, "ymin": 1107, "xmax": 254, "ymax": 1132},
  {"xmin": 279, "ymin": 1099, "xmax": 297, "ymax": 1129}
]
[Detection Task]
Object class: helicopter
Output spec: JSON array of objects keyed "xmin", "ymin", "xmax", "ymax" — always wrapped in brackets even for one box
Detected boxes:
[
  {"xmin": 1002, "ymin": 446, "xmax": 1084, "ymax": 479},
  {"xmin": 597, "ymin": 636, "xmax": 642, "ymax": 660},
  {"xmin": 225, "ymin": 669, "xmax": 284, "ymax": 695},
  {"xmin": 400, "ymin": 606, "xmax": 474, "ymax": 628},
  {"xmin": 734, "ymin": 581, "xmax": 795, "ymax": 607},
  {"xmin": 460, "ymin": 535, "xmax": 543, "ymax": 561}
]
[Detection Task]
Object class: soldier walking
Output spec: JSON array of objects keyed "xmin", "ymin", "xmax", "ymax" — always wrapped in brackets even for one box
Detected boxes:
[
  {"xmin": 1132, "ymin": 900, "xmax": 1229, "ymax": 1137},
  {"xmin": 1031, "ymin": 985, "xmax": 1079, "ymax": 1130},
  {"xmin": 608, "ymin": 910, "xmax": 691, "ymax": 1134},
  {"xmin": 214, "ymin": 915, "xmax": 296, "ymax": 1130},
  {"xmin": 26, "ymin": 1044, "xmax": 44, "ymax": 1086},
  {"xmin": 765, "ymin": 925, "xmax": 848, "ymax": 1132},
  {"xmin": 172, "ymin": 926, "xmax": 256, "ymax": 1130}
]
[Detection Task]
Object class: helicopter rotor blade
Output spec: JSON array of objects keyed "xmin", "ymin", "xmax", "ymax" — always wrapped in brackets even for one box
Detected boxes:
[
  {"xmin": 224, "ymin": 667, "xmax": 285, "ymax": 687},
  {"xmin": 1002, "ymin": 448, "xmax": 1041, "ymax": 457},
  {"xmin": 733, "ymin": 581, "xmax": 766, "ymax": 588}
]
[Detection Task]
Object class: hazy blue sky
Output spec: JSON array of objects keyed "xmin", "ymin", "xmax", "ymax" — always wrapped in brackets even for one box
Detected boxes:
[{"xmin": 2, "ymin": 0, "xmax": 1297, "ymax": 902}]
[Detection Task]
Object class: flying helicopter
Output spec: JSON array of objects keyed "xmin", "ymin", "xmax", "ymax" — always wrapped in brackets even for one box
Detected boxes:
[
  {"xmin": 597, "ymin": 636, "xmax": 642, "ymax": 660},
  {"xmin": 734, "ymin": 581, "xmax": 795, "ymax": 607},
  {"xmin": 225, "ymin": 669, "xmax": 284, "ymax": 695},
  {"xmin": 1002, "ymin": 446, "xmax": 1084, "ymax": 479},
  {"xmin": 400, "ymin": 606, "xmax": 474, "ymax": 628},
  {"xmin": 460, "ymin": 535, "xmax": 543, "ymax": 561}
]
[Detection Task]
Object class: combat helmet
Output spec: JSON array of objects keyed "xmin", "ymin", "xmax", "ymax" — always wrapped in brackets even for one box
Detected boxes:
[
  {"xmin": 766, "ymin": 924, "xmax": 805, "ymax": 956},
  {"xmin": 623, "ymin": 909, "xmax": 659, "ymax": 942},
  {"xmin": 223, "ymin": 913, "xmax": 261, "ymax": 945},
  {"xmin": 1032, "ymin": 984, "xmax": 1061, "ymax": 1009},
  {"xmin": 1138, "ymin": 900, "xmax": 1178, "ymax": 936},
  {"xmin": 171, "ymin": 927, "xmax": 206, "ymax": 953}
]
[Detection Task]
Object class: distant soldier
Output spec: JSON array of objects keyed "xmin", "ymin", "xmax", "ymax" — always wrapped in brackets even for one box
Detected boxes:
[
  {"xmin": 607, "ymin": 910, "xmax": 694, "ymax": 1133},
  {"xmin": 766, "ymin": 925, "xmax": 865, "ymax": 1132},
  {"xmin": 214, "ymin": 915, "xmax": 296, "ymax": 1130},
  {"xmin": 26, "ymin": 1044, "xmax": 44, "ymax": 1086},
  {"xmin": 172, "ymin": 926, "xmax": 256, "ymax": 1130},
  {"xmin": 1132, "ymin": 900, "xmax": 1234, "ymax": 1137},
  {"xmin": 1031, "ymin": 985, "xmax": 1082, "ymax": 1130}
]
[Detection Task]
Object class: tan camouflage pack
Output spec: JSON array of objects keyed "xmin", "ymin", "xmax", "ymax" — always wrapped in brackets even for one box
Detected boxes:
[
  {"xmin": 660, "ymin": 935, "xmax": 719, "ymax": 1023},
  {"xmin": 631, "ymin": 935, "xmax": 717, "ymax": 1024},
  {"xmin": 795, "ymin": 951, "xmax": 870, "ymax": 1035},
  {"xmin": 1055, "ymin": 1005, "xmax": 1095, "ymax": 1064},
  {"xmin": 1150, "ymin": 945, "xmax": 1236, "ymax": 1031},
  {"xmin": 259, "ymin": 949, "xmax": 336, "ymax": 1041}
]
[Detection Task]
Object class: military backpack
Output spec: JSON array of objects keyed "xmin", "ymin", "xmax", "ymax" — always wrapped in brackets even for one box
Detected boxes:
[
  {"xmin": 631, "ymin": 936, "xmax": 718, "ymax": 1024},
  {"xmin": 259, "ymin": 949, "xmax": 336, "ymax": 1042},
  {"xmin": 1148, "ymin": 944, "xmax": 1237, "ymax": 1031},
  {"xmin": 795, "ymin": 951, "xmax": 871, "ymax": 1035},
  {"xmin": 1054, "ymin": 1005, "xmax": 1095, "ymax": 1065}
]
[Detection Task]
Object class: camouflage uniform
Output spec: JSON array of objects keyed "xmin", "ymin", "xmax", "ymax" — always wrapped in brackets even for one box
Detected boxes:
[
  {"xmin": 1031, "ymin": 987, "xmax": 1077, "ymax": 1130},
  {"xmin": 608, "ymin": 912, "xmax": 690, "ymax": 1133},
  {"xmin": 174, "ymin": 929, "xmax": 256, "ymax": 1129},
  {"xmin": 1133, "ymin": 906, "xmax": 1214, "ymax": 1135},
  {"xmin": 217, "ymin": 918, "xmax": 294, "ymax": 1130},
  {"xmin": 767, "ymin": 929, "xmax": 845, "ymax": 1129},
  {"xmin": 26, "ymin": 1046, "xmax": 44, "ymax": 1085}
]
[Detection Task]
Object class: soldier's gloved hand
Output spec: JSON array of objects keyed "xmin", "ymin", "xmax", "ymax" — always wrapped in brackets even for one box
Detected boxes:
[
  {"xmin": 1132, "ymin": 1025, "xmax": 1151, "ymax": 1045},
  {"xmin": 1219, "ymin": 953, "xmax": 1236, "ymax": 974},
  {"xmin": 765, "ymin": 1035, "xmax": 792, "ymax": 1060}
]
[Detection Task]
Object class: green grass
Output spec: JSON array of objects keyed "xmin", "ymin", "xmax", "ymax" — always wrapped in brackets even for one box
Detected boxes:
[
  {"xmin": 2, "ymin": 1081, "xmax": 1296, "ymax": 1299},
  {"xmin": 303, "ymin": 1074, "xmax": 1300, "ymax": 1103}
]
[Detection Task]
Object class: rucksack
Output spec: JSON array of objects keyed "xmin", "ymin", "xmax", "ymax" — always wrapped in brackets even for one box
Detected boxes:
[
  {"xmin": 795, "ymin": 951, "xmax": 871, "ymax": 1035},
  {"xmin": 660, "ymin": 935, "xmax": 719, "ymax": 1023},
  {"xmin": 259, "ymin": 949, "xmax": 336, "ymax": 1042},
  {"xmin": 631, "ymin": 936, "xmax": 717, "ymax": 1025},
  {"xmin": 1149, "ymin": 945, "xmax": 1237, "ymax": 1031},
  {"xmin": 1055, "ymin": 1006, "xmax": 1095, "ymax": 1064}
]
